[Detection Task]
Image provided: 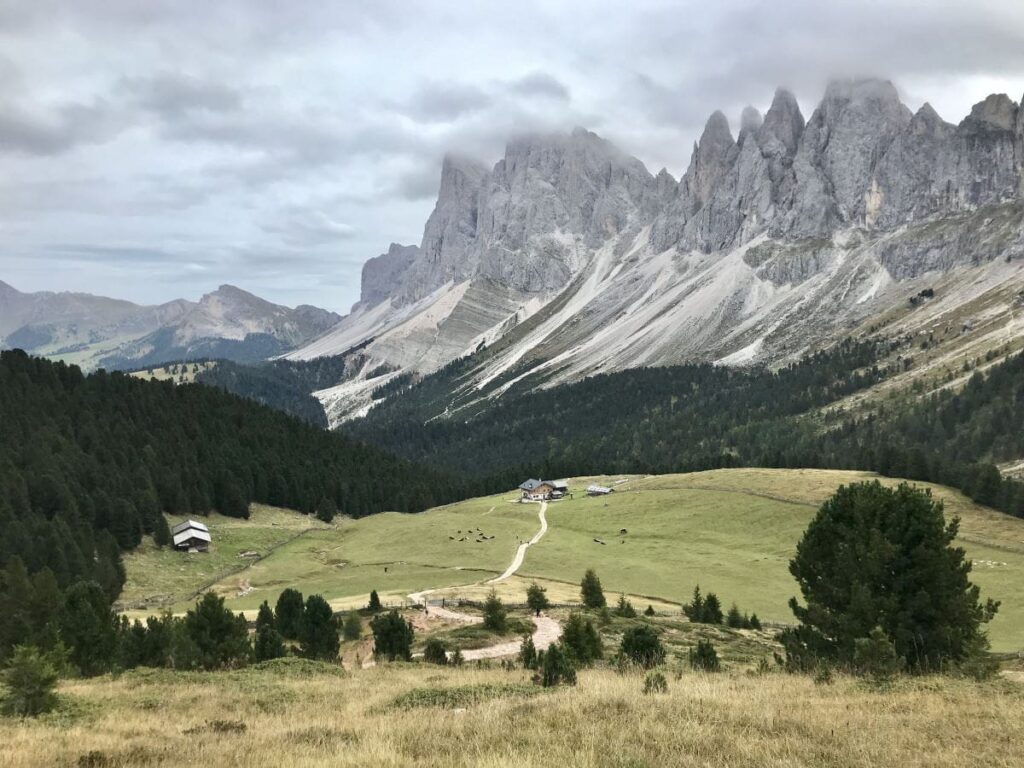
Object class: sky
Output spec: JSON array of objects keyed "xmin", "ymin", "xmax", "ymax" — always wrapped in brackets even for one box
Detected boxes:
[{"xmin": 2, "ymin": 0, "xmax": 1023, "ymax": 313}]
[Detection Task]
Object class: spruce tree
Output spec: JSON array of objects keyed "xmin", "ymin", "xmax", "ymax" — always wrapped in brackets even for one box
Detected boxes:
[
  {"xmin": 423, "ymin": 638, "xmax": 448, "ymax": 665},
  {"xmin": 580, "ymin": 569, "xmax": 606, "ymax": 609},
  {"xmin": 561, "ymin": 613, "xmax": 603, "ymax": 665},
  {"xmin": 689, "ymin": 639, "xmax": 720, "ymax": 672},
  {"xmin": 367, "ymin": 590, "xmax": 382, "ymax": 612},
  {"xmin": 540, "ymin": 642, "xmax": 576, "ymax": 687},
  {"xmin": 316, "ymin": 496, "xmax": 337, "ymax": 524},
  {"xmin": 726, "ymin": 603, "xmax": 744, "ymax": 628},
  {"xmin": 0, "ymin": 645, "xmax": 60, "ymax": 716},
  {"xmin": 519, "ymin": 634, "xmax": 537, "ymax": 669},
  {"xmin": 615, "ymin": 593, "xmax": 637, "ymax": 618},
  {"xmin": 60, "ymin": 581, "xmax": 117, "ymax": 676}
]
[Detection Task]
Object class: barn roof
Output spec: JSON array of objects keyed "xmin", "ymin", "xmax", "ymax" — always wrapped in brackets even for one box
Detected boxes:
[
  {"xmin": 173, "ymin": 528, "xmax": 212, "ymax": 547},
  {"xmin": 519, "ymin": 479, "xmax": 546, "ymax": 491},
  {"xmin": 171, "ymin": 519, "xmax": 209, "ymax": 535}
]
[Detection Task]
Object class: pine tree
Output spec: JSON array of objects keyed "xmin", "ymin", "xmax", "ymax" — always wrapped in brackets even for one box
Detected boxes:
[
  {"xmin": 540, "ymin": 642, "xmax": 576, "ymax": 687},
  {"xmin": 254, "ymin": 601, "xmax": 285, "ymax": 662},
  {"xmin": 367, "ymin": 590, "xmax": 382, "ymax": 612},
  {"xmin": 184, "ymin": 592, "xmax": 252, "ymax": 670},
  {"xmin": 300, "ymin": 595, "xmax": 340, "ymax": 661},
  {"xmin": 316, "ymin": 496, "xmax": 337, "ymax": 524},
  {"xmin": 702, "ymin": 593, "xmax": 724, "ymax": 624},
  {"xmin": 370, "ymin": 610, "xmax": 413, "ymax": 662},
  {"xmin": 682, "ymin": 586, "xmax": 704, "ymax": 622},
  {"xmin": 561, "ymin": 613, "xmax": 603, "ymax": 665},
  {"xmin": 726, "ymin": 603, "xmax": 744, "ymax": 628},
  {"xmin": 519, "ymin": 634, "xmax": 537, "ymax": 669},
  {"xmin": 60, "ymin": 581, "xmax": 117, "ymax": 676},
  {"xmin": 688, "ymin": 639, "xmax": 720, "ymax": 672},
  {"xmin": 580, "ymin": 569, "xmax": 606, "ymax": 609},
  {"xmin": 153, "ymin": 514, "xmax": 171, "ymax": 548},
  {"xmin": 787, "ymin": 481, "xmax": 999, "ymax": 671},
  {"xmin": 644, "ymin": 604, "xmax": 656, "ymax": 617},
  {"xmin": 615, "ymin": 593, "xmax": 637, "ymax": 618},
  {"xmin": 0, "ymin": 645, "xmax": 60, "ymax": 716},
  {"xmin": 525, "ymin": 583, "xmax": 550, "ymax": 616},
  {"xmin": 482, "ymin": 589, "xmax": 507, "ymax": 632},
  {"xmin": 423, "ymin": 638, "xmax": 448, "ymax": 665},
  {"xmin": 275, "ymin": 588, "xmax": 305, "ymax": 640},
  {"xmin": 619, "ymin": 625, "xmax": 664, "ymax": 668}
]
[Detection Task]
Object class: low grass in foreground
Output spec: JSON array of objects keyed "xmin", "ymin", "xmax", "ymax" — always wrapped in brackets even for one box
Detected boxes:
[{"xmin": 3, "ymin": 663, "xmax": 1022, "ymax": 767}]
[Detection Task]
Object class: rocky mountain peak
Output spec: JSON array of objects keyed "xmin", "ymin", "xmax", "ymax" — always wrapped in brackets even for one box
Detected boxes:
[
  {"xmin": 682, "ymin": 110, "xmax": 738, "ymax": 210},
  {"xmin": 961, "ymin": 93, "xmax": 1019, "ymax": 133},
  {"xmin": 760, "ymin": 88, "xmax": 805, "ymax": 154},
  {"xmin": 739, "ymin": 106, "xmax": 763, "ymax": 143}
]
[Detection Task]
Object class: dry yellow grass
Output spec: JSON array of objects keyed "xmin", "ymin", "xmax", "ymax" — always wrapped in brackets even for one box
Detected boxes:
[{"xmin": 2, "ymin": 663, "xmax": 1022, "ymax": 767}]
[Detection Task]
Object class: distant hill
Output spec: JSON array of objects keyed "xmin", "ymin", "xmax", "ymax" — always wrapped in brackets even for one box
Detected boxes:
[{"xmin": 0, "ymin": 280, "xmax": 340, "ymax": 370}]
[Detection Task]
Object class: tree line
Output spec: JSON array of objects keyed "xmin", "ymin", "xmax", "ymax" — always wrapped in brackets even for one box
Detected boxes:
[
  {"xmin": 0, "ymin": 350, "xmax": 479, "ymax": 662},
  {"xmin": 344, "ymin": 340, "xmax": 1024, "ymax": 519}
]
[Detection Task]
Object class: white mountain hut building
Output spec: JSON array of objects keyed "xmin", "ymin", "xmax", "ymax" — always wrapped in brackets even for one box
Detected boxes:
[
  {"xmin": 172, "ymin": 519, "xmax": 211, "ymax": 552},
  {"xmin": 519, "ymin": 479, "xmax": 570, "ymax": 501}
]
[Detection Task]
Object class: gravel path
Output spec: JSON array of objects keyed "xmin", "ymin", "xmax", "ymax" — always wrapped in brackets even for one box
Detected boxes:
[
  {"xmin": 400, "ymin": 501, "xmax": 559, "ymax": 661},
  {"xmin": 488, "ymin": 501, "xmax": 548, "ymax": 583}
]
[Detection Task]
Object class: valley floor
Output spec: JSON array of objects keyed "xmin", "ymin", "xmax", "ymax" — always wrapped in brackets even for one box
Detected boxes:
[
  {"xmin": 122, "ymin": 469, "xmax": 1024, "ymax": 653},
  {"xmin": 4, "ymin": 661, "xmax": 1023, "ymax": 767}
]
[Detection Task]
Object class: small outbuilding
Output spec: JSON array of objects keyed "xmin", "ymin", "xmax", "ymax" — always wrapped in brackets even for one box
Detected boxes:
[
  {"xmin": 587, "ymin": 485, "xmax": 614, "ymax": 496},
  {"xmin": 172, "ymin": 519, "xmax": 211, "ymax": 552}
]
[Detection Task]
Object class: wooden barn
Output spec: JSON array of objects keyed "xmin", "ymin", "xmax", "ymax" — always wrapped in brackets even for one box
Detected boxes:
[
  {"xmin": 586, "ymin": 484, "xmax": 614, "ymax": 496},
  {"xmin": 172, "ymin": 519, "xmax": 211, "ymax": 552}
]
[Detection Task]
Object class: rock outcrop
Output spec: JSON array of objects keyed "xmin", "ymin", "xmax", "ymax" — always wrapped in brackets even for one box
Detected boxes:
[{"xmin": 290, "ymin": 78, "xmax": 1024, "ymax": 425}]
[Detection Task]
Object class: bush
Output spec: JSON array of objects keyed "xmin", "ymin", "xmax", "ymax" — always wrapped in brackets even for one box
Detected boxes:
[
  {"xmin": 0, "ymin": 646, "xmax": 60, "ymax": 716},
  {"xmin": 482, "ymin": 590, "xmax": 508, "ymax": 633},
  {"xmin": 342, "ymin": 611, "xmax": 362, "ymax": 642},
  {"xmin": 853, "ymin": 627, "xmax": 903, "ymax": 683},
  {"xmin": 615, "ymin": 594, "xmax": 637, "ymax": 618},
  {"xmin": 450, "ymin": 648, "xmax": 465, "ymax": 667},
  {"xmin": 539, "ymin": 643, "xmax": 576, "ymax": 687},
  {"xmin": 688, "ymin": 640, "xmax": 720, "ymax": 672},
  {"xmin": 423, "ymin": 638, "xmax": 449, "ymax": 666},
  {"xmin": 370, "ymin": 611, "xmax": 413, "ymax": 662},
  {"xmin": 561, "ymin": 613, "xmax": 603, "ymax": 665},
  {"xmin": 620, "ymin": 625, "xmax": 665, "ymax": 669},
  {"xmin": 788, "ymin": 481, "xmax": 999, "ymax": 672},
  {"xmin": 580, "ymin": 569, "xmax": 606, "ymax": 609},
  {"xmin": 642, "ymin": 671, "xmax": 668, "ymax": 695},
  {"xmin": 682, "ymin": 586, "xmax": 723, "ymax": 625}
]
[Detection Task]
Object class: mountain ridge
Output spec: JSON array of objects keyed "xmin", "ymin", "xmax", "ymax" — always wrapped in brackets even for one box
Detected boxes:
[
  {"xmin": 0, "ymin": 282, "xmax": 340, "ymax": 370},
  {"xmin": 287, "ymin": 77, "xmax": 1024, "ymax": 426}
]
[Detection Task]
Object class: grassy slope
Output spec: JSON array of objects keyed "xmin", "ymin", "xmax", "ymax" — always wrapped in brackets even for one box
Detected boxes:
[
  {"xmin": 118, "ymin": 505, "xmax": 328, "ymax": 613},
  {"xmin": 123, "ymin": 470, "xmax": 1024, "ymax": 651},
  {"xmin": 5, "ymin": 662, "xmax": 1023, "ymax": 768}
]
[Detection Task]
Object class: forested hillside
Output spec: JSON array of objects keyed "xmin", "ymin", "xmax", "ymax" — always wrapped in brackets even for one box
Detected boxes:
[
  {"xmin": 345, "ymin": 342, "xmax": 1024, "ymax": 519},
  {"xmin": 0, "ymin": 350, "xmax": 470, "ymax": 638}
]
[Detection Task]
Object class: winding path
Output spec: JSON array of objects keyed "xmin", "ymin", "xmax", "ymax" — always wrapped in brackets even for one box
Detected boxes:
[
  {"xmin": 403, "ymin": 500, "xmax": 559, "ymax": 661},
  {"xmin": 488, "ymin": 501, "xmax": 548, "ymax": 583}
]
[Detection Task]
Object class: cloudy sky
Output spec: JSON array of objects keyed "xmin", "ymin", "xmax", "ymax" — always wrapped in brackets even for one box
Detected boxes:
[{"xmin": 2, "ymin": 0, "xmax": 1023, "ymax": 312}]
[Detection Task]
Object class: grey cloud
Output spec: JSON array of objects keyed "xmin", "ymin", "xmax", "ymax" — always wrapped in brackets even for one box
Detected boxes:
[
  {"xmin": 262, "ymin": 208, "xmax": 358, "ymax": 248},
  {"xmin": 401, "ymin": 81, "xmax": 492, "ymax": 123},
  {"xmin": 0, "ymin": 99, "xmax": 122, "ymax": 155},
  {"xmin": 508, "ymin": 72, "xmax": 570, "ymax": 102},
  {"xmin": 122, "ymin": 73, "xmax": 242, "ymax": 118}
]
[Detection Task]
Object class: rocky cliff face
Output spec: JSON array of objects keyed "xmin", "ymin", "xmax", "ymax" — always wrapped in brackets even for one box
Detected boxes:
[{"xmin": 291, "ymin": 78, "xmax": 1024, "ymax": 426}]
